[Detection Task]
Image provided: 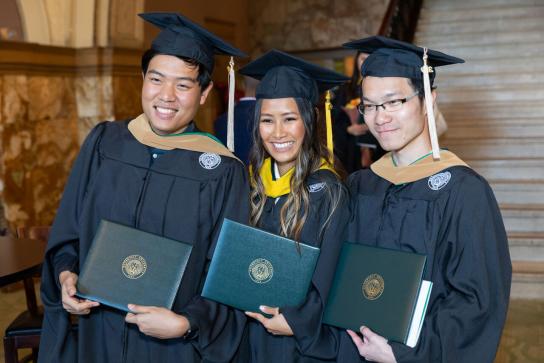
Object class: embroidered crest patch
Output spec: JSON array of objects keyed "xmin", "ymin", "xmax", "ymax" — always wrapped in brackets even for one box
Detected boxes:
[
  {"xmin": 308, "ymin": 182, "xmax": 326, "ymax": 193},
  {"xmin": 199, "ymin": 153, "xmax": 221, "ymax": 170},
  {"xmin": 428, "ymin": 171, "xmax": 451, "ymax": 191}
]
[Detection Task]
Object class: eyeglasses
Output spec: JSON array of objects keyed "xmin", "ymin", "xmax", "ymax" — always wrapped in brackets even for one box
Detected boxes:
[{"xmin": 357, "ymin": 91, "xmax": 419, "ymax": 116}]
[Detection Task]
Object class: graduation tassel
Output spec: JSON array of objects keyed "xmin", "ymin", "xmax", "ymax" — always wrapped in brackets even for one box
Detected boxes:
[
  {"xmin": 325, "ymin": 90, "xmax": 334, "ymax": 165},
  {"xmin": 421, "ymin": 47, "xmax": 440, "ymax": 160},
  {"xmin": 227, "ymin": 56, "xmax": 235, "ymax": 152}
]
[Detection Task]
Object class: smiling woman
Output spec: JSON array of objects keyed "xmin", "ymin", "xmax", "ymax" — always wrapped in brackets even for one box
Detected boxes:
[
  {"xmin": 233, "ymin": 50, "xmax": 361, "ymax": 362},
  {"xmin": 257, "ymin": 98, "xmax": 307, "ymax": 176}
]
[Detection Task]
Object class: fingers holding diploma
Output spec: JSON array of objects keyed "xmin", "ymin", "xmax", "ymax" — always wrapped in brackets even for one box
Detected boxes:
[
  {"xmin": 347, "ymin": 326, "xmax": 397, "ymax": 363},
  {"xmin": 59, "ymin": 270, "xmax": 100, "ymax": 315},
  {"xmin": 245, "ymin": 305, "xmax": 294, "ymax": 336},
  {"xmin": 125, "ymin": 304, "xmax": 190, "ymax": 339}
]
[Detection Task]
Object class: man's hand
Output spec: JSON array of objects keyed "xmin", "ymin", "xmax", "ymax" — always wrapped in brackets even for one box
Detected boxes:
[
  {"xmin": 245, "ymin": 305, "xmax": 294, "ymax": 336},
  {"xmin": 59, "ymin": 270, "xmax": 100, "ymax": 314},
  {"xmin": 347, "ymin": 326, "xmax": 397, "ymax": 363},
  {"xmin": 347, "ymin": 123, "xmax": 369, "ymax": 136},
  {"xmin": 343, "ymin": 106, "xmax": 360, "ymax": 125},
  {"xmin": 125, "ymin": 304, "xmax": 190, "ymax": 339}
]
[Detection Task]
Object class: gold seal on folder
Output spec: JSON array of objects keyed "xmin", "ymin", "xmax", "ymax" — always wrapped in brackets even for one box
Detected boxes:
[
  {"xmin": 248, "ymin": 258, "xmax": 274, "ymax": 284},
  {"xmin": 122, "ymin": 255, "xmax": 147, "ymax": 279},
  {"xmin": 362, "ymin": 273, "xmax": 384, "ymax": 300}
]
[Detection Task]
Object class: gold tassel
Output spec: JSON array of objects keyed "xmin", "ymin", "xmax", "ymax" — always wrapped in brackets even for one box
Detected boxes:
[
  {"xmin": 325, "ymin": 90, "xmax": 334, "ymax": 165},
  {"xmin": 421, "ymin": 48, "xmax": 440, "ymax": 160},
  {"xmin": 227, "ymin": 57, "xmax": 235, "ymax": 152}
]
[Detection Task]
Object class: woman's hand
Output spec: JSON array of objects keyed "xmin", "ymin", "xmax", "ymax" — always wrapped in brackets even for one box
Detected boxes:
[
  {"xmin": 59, "ymin": 270, "xmax": 100, "ymax": 315},
  {"xmin": 245, "ymin": 305, "xmax": 294, "ymax": 336},
  {"xmin": 347, "ymin": 326, "xmax": 397, "ymax": 363},
  {"xmin": 125, "ymin": 304, "xmax": 190, "ymax": 339}
]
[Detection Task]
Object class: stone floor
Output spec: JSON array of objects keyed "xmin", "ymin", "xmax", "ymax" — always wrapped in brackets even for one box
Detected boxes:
[{"xmin": 1, "ymin": 284, "xmax": 543, "ymax": 362}]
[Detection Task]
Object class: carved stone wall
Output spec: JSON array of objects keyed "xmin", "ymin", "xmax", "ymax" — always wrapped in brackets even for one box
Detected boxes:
[{"xmin": 249, "ymin": 0, "xmax": 389, "ymax": 54}]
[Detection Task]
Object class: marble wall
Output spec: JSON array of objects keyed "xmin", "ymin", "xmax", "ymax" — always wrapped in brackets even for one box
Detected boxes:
[
  {"xmin": 0, "ymin": 44, "xmax": 142, "ymax": 231},
  {"xmin": 0, "ymin": 75, "xmax": 80, "ymax": 228},
  {"xmin": 249, "ymin": 0, "xmax": 389, "ymax": 54}
]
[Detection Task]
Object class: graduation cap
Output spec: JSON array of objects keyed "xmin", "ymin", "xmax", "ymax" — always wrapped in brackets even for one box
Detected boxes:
[
  {"xmin": 139, "ymin": 12, "xmax": 246, "ymax": 73},
  {"xmin": 139, "ymin": 12, "xmax": 247, "ymax": 152},
  {"xmin": 343, "ymin": 36, "xmax": 464, "ymax": 160},
  {"xmin": 239, "ymin": 49, "xmax": 348, "ymax": 104},
  {"xmin": 239, "ymin": 49, "xmax": 349, "ymax": 161}
]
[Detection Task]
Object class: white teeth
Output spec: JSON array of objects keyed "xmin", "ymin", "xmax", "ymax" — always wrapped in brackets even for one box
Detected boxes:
[
  {"xmin": 272, "ymin": 142, "xmax": 294, "ymax": 150},
  {"xmin": 155, "ymin": 107, "xmax": 176, "ymax": 115}
]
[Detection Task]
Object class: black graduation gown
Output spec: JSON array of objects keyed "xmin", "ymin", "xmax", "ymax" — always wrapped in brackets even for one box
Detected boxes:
[
  {"xmin": 38, "ymin": 120, "xmax": 249, "ymax": 363},
  {"xmin": 247, "ymin": 169, "xmax": 358, "ymax": 362},
  {"xmin": 344, "ymin": 166, "xmax": 512, "ymax": 363}
]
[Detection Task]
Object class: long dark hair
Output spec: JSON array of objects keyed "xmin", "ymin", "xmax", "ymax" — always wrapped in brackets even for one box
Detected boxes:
[{"xmin": 249, "ymin": 97, "xmax": 342, "ymax": 241}]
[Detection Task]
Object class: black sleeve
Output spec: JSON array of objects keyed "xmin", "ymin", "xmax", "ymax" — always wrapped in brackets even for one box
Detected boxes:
[
  {"xmin": 41, "ymin": 122, "xmax": 106, "ymax": 302},
  {"xmin": 390, "ymin": 177, "xmax": 512, "ymax": 363},
  {"xmin": 38, "ymin": 122, "xmax": 107, "ymax": 363},
  {"xmin": 181, "ymin": 160, "xmax": 251, "ymax": 361},
  {"xmin": 281, "ymin": 183, "xmax": 351, "ymax": 359}
]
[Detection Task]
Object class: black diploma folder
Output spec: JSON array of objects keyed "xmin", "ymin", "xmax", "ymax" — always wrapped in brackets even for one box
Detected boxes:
[
  {"xmin": 202, "ymin": 219, "xmax": 320, "ymax": 313},
  {"xmin": 323, "ymin": 242, "xmax": 432, "ymax": 347},
  {"xmin": 77, "ymin": 220, "xmax": 192, "ymax": 312}
]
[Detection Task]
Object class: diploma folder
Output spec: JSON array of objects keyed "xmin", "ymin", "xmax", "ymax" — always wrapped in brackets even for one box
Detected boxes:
[
  {"xmin": 323, "ymin": 242, "xmax": 432, "ymax": 347},
  {"xmin": 202, "ymin": 219, "xmax": 320, "ymax": 313},
  {"xmin": 77, "ymin": 220, "xmax": 192, "ymax": 312}
]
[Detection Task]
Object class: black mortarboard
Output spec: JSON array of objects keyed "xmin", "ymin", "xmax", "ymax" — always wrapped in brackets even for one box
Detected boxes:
[
  {"xmin": 343, "ymin": 35, "xmax": 464, "ymax": 86},
  {"xmin": 239, "ymin": 49, "xmax": 349, "ymax": 105},
  {"xmin": 139, "ymin": 12, "xmax": 246, "ymax": 73},
  {"xmin": 343, "ymin": 36, "xmax": 465, "ymax": 160}
]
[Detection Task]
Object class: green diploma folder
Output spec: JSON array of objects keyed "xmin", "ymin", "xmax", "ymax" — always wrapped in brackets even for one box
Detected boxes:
[
  {"xmin": 77, "ymin": 220, "xmax": 192, "ymax": 312},
  {"xmin": 323, "ymin": 242, "xmax": 432, "ymax": 347},
  {"xmin": 202, "ymin": 219, "xmax": 320, "ymax": 313}
]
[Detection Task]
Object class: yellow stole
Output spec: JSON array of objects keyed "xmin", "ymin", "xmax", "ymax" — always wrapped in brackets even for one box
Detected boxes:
[
  {"xmin": 371, "ymin": 150, "xmax": 469, "ymax": 185},
  {"xmin": 128, "ymin": 113, "xmax": 240, "ymax": 162},
  {"xmin": 258, "ymin": 157, "xmax": 335, "ymax": 198}
]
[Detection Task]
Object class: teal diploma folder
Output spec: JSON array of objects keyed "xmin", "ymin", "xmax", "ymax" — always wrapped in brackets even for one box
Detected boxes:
[
  {"xmin": 76, "ymin": 220, "xmax": 192, "ymax": 312},
  {"xmin": 202, "ymin": 219, "xmax": 320, "ymax": 313},
  {"xmin": 323, "ymin": 242, "xmax": 431, "ymax": 347}
]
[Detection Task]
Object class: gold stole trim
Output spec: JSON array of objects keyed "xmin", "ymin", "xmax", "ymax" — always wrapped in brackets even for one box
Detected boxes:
[
  {"xmin": 258, "ymin": 157, "xmax": 335, "ymax": 198},
  {"xmin": 371, "ymin": 150, "xmax": 469, "ymax": 185}
]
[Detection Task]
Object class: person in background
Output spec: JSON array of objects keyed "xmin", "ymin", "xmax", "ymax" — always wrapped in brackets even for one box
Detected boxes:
[
  {"xmin": 336, "ymin": 51, "xmax": 384, "ymax": 170},
  {"xmin": 215, "ymin": 76, "xmax": 260, "ymax": 165}
]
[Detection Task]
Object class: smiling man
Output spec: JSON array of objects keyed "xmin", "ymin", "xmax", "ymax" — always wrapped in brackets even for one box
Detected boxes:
[
  {"xmin": 340, "ymin": 36, "xmax": 511, "ymax": 363},
  {"xmin": 38, "ymin": 12, "xmax": 249, "ymax": 363}
]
